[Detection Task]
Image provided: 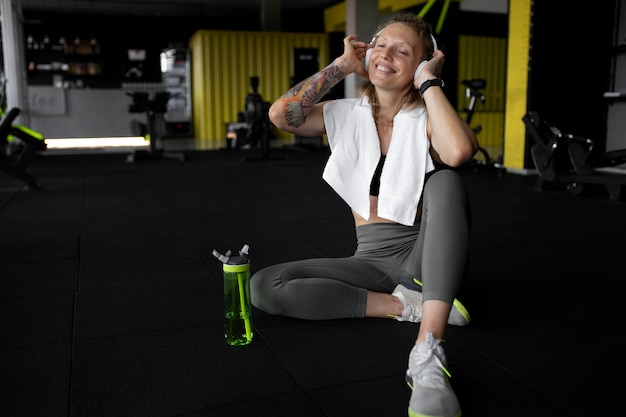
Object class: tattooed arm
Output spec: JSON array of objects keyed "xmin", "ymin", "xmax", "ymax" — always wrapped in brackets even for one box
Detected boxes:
[{"xmin": 268, "ymin": 35, "xmax": 369, "ymax": 137}]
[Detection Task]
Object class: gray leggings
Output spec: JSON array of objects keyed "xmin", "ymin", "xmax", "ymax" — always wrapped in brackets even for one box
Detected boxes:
[{"xmin": 250, "ymin": 169, "xmax": 470, "ymax": 320}]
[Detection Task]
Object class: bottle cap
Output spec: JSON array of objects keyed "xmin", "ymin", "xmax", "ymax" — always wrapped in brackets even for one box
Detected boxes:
[{"xmin": 223, "ymin": 255, "xmax": 249, "ymax": 272}]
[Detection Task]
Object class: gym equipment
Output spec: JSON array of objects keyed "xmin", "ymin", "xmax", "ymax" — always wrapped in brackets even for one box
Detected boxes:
[
  {"xmin": 0, "ymin": 107, "xmax": 47, "ymax": 189},
  {"xmin": 240, "ymin": 76, "xmax": 288, "ymax": 162},
  {"xmin": 126, "ymin": 91, "xmax": 185, "ymax": 163},
  {"xmin": 461, "ymin": 78, "xmax": 504, "ymax": 174},
  {"xmin": 523, "ymin": 110, "xmax": 626, "ymax": 200}
]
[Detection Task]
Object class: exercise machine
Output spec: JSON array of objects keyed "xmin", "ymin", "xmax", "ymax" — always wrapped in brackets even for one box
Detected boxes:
[
  {"xmin": 126, "ymin": 91, "xmax": 185, "ymax": 163},
  {"xmin": 240, "ymin": 76, "xmax": 288, "ymax": 162},
  {"xmin": 0, "ymin": 107, "xmax": 47, "ymax": 189},
  {"xmin": 460, "ymin": 78, "xmax": 504, "ymax": 174},
  {"xmin": 523, "ymin": 110, "xmax": 626, "ymax": 200}
]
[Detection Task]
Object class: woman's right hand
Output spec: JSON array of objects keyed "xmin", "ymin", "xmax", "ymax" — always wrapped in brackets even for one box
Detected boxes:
[{"xmin": 335, "ymin": 35, "xmax": 370, "ymax": 79}]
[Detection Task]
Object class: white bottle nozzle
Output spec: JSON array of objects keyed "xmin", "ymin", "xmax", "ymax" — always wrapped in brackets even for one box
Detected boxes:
[
  {"xmin": 239, "ymin": 244, "xmax": 250, "ymax": 256},
  {"xmin": 212, "ymin": 249, "xmax": 229, "ymax": 264}
]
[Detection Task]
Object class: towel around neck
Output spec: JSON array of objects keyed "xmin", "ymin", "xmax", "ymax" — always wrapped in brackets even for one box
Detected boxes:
[{"xmin": 322, "ymin": 97, "xmax": 435, "ymax": 226}]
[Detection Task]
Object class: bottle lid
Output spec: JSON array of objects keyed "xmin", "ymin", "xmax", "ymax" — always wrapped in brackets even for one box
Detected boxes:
[{"xmin": 223, "ymin": 255, "xmax": 249, "ymax": 272}]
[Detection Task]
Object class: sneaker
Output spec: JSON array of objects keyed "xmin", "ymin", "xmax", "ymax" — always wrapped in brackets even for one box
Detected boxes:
[
  {"xmin": 405, "ymin": 333, "xmax": 461, "ymax": 417},
  {"xmin": 391, "ymin": 277, "xmax": 471, "ymax": 326},
  {"xmin": 391, "ymin": 284, "xmax": 423, "ymax": 323},
  {"xmin": 391, "ymin": 284, "xmax": 424, "ymax": 322}
]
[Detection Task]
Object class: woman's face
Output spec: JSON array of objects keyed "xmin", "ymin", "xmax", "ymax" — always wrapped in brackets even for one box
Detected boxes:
[{"xmin": 368, "ymin": 23, "xmax": 423, "ymax": 88}]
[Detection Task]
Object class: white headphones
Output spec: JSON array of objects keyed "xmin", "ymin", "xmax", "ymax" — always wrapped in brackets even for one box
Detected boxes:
[{"xmin": 364, "ymin": 32, "xmax": 438, "ymax": 80}]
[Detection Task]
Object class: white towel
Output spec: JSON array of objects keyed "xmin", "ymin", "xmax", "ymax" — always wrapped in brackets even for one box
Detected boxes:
[{"xmin": 322, "ymin": 97, "xmax": 434, "ymax": 226}]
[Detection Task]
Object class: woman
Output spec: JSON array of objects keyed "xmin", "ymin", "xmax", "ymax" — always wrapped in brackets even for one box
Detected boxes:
[{"xmin": 251, "ymin": 12, "xmax": 478, "ymax": 417}]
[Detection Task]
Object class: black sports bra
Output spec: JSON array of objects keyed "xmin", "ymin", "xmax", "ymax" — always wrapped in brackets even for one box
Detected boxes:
[{"xmin": 369, "ymin": 154, "xmax": 386, "ymax": 197}]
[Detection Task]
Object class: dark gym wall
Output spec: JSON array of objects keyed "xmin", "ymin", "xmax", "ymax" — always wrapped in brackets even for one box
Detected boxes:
[
  {"xmin": 22, "ymin": 8, "xmax": 328, "ymax": 88},
  {"xmin": 528, "ymin": 1, "xmax": 616, "ymax": 156},
  {"xmin": 458, "ymin": 11, "xmax": 508, "ymax": 38}
]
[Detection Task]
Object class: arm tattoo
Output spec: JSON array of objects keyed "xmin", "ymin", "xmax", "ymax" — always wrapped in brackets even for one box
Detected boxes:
[{"xmin": 280, "ymin": 63, "xmax": 345, "ymax": 127}]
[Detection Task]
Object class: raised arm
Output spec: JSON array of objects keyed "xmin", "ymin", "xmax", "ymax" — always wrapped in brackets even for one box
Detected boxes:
[
  {"xmin": 268, "ymin": 35, "xmax": 370, "ymax": 137},
  {"xmin": 415, "ymin": 50, "xmax": 479, "ymax": 167}
]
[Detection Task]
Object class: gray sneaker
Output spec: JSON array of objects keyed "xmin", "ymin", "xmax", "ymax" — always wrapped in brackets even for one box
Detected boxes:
[
  {"xmin": 406, "ymin": 333, "xmax": 461, "ymax": 417},
  {"xmin": 391, "ymin": 284, "xmax": 424, "ymax": 322},
  {"xmin": 391, "ymin": 278, "xmax": 471, "ymax": 326}
]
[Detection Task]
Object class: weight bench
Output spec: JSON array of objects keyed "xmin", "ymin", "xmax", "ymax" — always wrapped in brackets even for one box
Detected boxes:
[
  {"xmin": 523, "ymin": 110, "xmax": 626, "ymax": 200},
  {"xmin": 0, "ymin": 107, "xmax": 47, "ymax": 189}
]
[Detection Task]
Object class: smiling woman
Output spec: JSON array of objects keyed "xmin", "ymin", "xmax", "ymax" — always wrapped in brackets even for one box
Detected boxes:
[{"xmin": 257, "ymin": 11, "xmax": 478, "ymax": 417}]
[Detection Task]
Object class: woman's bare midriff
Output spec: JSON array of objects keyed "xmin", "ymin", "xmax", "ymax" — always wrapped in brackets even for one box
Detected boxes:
[{"xmin": 353, "ymin": 196, "xmax": 422, "ymax": 227}]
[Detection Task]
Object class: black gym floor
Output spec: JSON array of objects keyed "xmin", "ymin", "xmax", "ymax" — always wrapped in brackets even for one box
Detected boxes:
[{"xmin": 1, "ymin": 146, "xmax": 624, "ymax": 417}]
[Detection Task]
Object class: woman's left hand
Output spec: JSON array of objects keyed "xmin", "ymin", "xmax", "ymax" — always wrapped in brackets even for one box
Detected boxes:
[{"xmin": 414, "ymin": 49, "xmax": 445, "ymax": 88}]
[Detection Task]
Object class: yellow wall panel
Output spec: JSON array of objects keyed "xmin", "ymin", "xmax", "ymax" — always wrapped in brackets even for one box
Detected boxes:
[
  {"xmin": 189, "ymin": 30, "xmax": 329, "ymax": 150},
  {"xmin": 503, "ymin": 0, "xmax": 532, "ymax": 170},
  {"xmin": 457, "ymin": 35, "xmax": 507, "ymax": 162}
]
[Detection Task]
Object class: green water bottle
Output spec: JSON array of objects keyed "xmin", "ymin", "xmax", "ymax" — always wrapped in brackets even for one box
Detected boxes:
[{"xmin": 213, "ymin": 244, "xmax": 253, "ymax": 346}]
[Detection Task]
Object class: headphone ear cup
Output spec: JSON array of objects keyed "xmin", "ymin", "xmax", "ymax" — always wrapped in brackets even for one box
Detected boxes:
[
  {"xmin": 364, "ymin": 48, "xmax": 372, "ymax": 68},
  {"xmin": 413, "ymin": 35, "xmax": 439, "ymax": 80},
  {"xmin": 414, "ymin": 61, "xmax": 428, "ymax": 80}
]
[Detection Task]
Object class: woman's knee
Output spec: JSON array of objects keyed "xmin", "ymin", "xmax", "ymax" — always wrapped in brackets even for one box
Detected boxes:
[
  {"xmin": 250, "ymin": 268, "xmax": 275, "ymax": 312},
  {"xmin": 424, "ymin": 169, "xmax": 468, "ymax": 204}
]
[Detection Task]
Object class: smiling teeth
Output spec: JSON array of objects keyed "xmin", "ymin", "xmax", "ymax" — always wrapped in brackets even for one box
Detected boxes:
[{"xmin": 377, "ymin": 65, "xmax": 393, "ymax": 73}]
